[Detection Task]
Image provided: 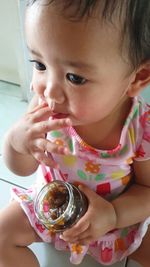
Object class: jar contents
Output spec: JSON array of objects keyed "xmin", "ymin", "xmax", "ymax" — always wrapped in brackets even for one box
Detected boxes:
[{"xmin": 34, "ymin": 180, "xmax": 88, "ymax": 232}]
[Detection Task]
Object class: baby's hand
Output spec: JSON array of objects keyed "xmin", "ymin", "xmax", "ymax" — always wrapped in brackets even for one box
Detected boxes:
[
  {"xmin": 8, "ymin": 103, "xmax": 71, "ymax": 168},
  {"xmin": 61, "ymin": 185, "xmax": 116, "ymax": 245}
]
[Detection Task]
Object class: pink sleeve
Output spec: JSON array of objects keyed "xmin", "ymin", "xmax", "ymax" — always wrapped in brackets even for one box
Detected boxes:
[{"xmin": 135, "ymin": 107, "xmax": 150, "ymax": 161}]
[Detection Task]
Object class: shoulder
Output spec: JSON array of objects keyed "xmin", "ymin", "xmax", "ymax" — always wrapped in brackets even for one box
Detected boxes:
[
  {"xmin": 132, "ymin": 97, "xmax": 150, "ymax": 185},
  {"xmin": 133, "ymin": 96, "xmax": 150, "ymax": 161},
  {"xmin": 133, "ymin": 158, "xmax": 150, "ymax": 186}
]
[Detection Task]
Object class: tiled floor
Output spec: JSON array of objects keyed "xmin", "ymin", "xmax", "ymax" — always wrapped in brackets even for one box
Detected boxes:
[{"xmin": 0, "ymin": 81, "xmax": 149, "ymax": 267}]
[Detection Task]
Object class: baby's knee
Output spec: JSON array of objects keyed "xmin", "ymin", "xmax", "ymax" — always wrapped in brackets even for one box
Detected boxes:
[
  {"xmin": 0, "ymin": 210, "xmax": 12, "ymax": 255},
  {"xmin": 0, "ymin": 202, "xmax": 23, "ymax": 247},
  {"xmin": 129, "ymin": 226, "xmax": 150, "ymax": 265}
]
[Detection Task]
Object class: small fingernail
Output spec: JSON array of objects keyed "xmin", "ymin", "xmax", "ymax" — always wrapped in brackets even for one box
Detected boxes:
[
  {"xmin": 60, "ymin": 235, "xmax": 66, "ymax": 241},
  {"xmin": 41, "ymin": 101, "xmax": 48, "ymax": 106},
  {"xmin": 58, "ymin": 146, "xmax": 71, "ymax": 155},
  {"xmin": 64, "ymin": 147, "xmax": 71, "ymax": 155}
]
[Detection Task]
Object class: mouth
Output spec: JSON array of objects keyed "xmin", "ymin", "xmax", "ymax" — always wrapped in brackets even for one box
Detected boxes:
[{"xmin": 51, "ymin": 113, "xmax": 69, "ymax": 119}]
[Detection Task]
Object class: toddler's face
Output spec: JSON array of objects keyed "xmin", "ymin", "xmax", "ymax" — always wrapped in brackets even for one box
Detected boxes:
[{"xmin": 26, "ymin": 3, "xmax": 134, "ymax": 127}]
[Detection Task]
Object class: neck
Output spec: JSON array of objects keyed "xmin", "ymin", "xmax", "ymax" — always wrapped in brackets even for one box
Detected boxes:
[{"xmin": 75, "ymin": 96, "xmax": 132, "ymax": 150}]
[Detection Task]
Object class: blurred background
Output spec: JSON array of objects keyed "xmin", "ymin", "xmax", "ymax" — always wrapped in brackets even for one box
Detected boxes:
[{"xmin": 0, "ymin": 0, "xmax": 31, "ymax": 101}]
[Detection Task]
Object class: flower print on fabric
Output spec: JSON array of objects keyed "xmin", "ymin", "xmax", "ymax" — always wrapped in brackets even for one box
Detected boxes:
[{"xmin": 12, "ymin": 96, "xmax": 150, "ymax": 265}]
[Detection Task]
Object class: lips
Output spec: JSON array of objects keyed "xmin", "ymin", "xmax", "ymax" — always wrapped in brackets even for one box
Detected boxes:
[{"xmin": 51, "ymin": 113, "xmax": 69, "ymax": 119}]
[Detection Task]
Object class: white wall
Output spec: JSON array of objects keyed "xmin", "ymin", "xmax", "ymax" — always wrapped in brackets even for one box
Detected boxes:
[
  {"xmin": 0, "ymin": 0, "xmax": 31, "ymax": 101},
  {"xmin": 0, "ymin": 0, "xmax": 21, "ymax": 84}
]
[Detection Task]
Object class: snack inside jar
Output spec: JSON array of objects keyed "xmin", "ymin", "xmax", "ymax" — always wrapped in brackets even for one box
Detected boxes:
[{"xmin": 34, "ymin": 180, "xmax": 88, "ymax": 232}]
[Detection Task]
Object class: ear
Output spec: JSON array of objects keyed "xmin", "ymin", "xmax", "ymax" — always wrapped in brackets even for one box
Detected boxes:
[{"xmin": 127, "ymin": 61, "xmax": 150, "ymax": 97}]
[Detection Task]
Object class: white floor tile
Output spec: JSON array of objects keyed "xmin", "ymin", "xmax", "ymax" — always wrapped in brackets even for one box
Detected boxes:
[
  {"xmin": 0, "ymin": 179, "xmax": 12, "ymax": 208},
  {"xmin": 0, "ymin": 81, "xmax": 21, "ymax": 98},
  {"xmin": 30, "ymin": 242, "xmax": 126, "ymax": 267}
]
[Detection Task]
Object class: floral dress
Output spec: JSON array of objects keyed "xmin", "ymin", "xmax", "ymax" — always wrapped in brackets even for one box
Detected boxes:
[{"xmin": 12, "ymin": 96, "xmax": 150, "ymax": 265}]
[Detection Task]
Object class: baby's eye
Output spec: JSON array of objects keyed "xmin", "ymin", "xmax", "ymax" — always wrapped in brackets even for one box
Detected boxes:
[
  {"xmin": 66, "ymin": 73, "xmax": 86, "ymax": 85},
  {"xmin": 29, "ymin": 60, "xmax": 46, "ymax": 71}
]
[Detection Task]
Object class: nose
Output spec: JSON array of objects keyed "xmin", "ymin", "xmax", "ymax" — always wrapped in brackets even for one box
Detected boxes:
[{"xmin": 44, "ymin": 80, "xmax": 65, "ymax": 104}]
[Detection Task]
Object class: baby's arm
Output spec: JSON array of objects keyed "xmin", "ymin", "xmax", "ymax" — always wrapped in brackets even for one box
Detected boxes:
[
  {"xmin": 111, "ymin": 159, "xmax": 150, "ymax": 228},
  {"xmin": 3, "ymin": 94, "xmax": 71, "ymax": 176},
  {"xmin": 62, "ymin": 160, "xmax": 150, "ymax": 245},
  {"xmin": 3, "ymin": 94, "xmax": 40, "ymax": 176}
]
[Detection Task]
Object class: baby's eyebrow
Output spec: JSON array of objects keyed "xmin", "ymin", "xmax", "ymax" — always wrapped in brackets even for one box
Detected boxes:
[
  {"xmin": 27, "ymin": 46, "xmax": 42, "ymax": 57},
  {"xmin": 27, "ymin": 46, "xmax": 96, "ymax": 72},
  {"xmin": 61, "ymin": 60, "xmax": 96, "ymax": 72}
]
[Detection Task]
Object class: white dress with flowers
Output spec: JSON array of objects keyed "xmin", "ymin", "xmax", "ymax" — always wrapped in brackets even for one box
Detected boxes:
[{"xmin": 12, "ymin": 96, "xmax": 150, "ymax": 265}]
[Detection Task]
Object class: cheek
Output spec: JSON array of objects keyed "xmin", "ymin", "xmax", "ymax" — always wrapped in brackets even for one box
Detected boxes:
[
  {"xmin": 68, "ymin": 89, "xmax": 99, "ymax": 115},
  {"xmin": 32, "ymin": 75, "xmax": 46, "ymax": 97},
  {"xmin": 68, "ymin": 88, "xmax": 118, "ymax": 120},
  {"xmin": 69, "ymin": 96, "xmax": 94, "ymax": 118}
]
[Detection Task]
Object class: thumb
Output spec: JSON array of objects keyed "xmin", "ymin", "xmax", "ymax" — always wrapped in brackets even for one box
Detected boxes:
[{"xmin": 78, "ymin": 184, "xmax": 96, "ymax": 200}]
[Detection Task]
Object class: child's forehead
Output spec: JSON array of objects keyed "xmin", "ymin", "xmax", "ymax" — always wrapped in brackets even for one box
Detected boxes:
[
  {"xmin": 26, "ymin": 3, "xmax": 127, "ymax": 64},
  {"xmin": 26, "ymin": 1, "xmax": 150, "ymax": 71},
  {"xmin": 26, "ymin": 1, "xmax": 124, "ymax": 34},
  {"xmin": 26, "ymin": 2, "xmax": 125, "ymax": 45},
  {"xmin": 26, "ymin": 2, "xmax": 122, "ymax": 38},
  {"xmin": 26, "ymin": 0, "xmax": 125, "ymax": 23},
  {"xmin": 25, "ymin": 0, "xmax": 129, "ymax": 68}
]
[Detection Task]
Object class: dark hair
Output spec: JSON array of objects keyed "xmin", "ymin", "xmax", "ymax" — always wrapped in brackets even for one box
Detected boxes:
[{"xmin": 26, "ymin": 0, "xmax": 150, "ymax": 69}]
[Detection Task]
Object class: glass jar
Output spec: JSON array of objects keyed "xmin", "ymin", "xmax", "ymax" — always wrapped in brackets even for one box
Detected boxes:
[{"xmin": 34, "ymin": 180, "xmax": 88, "ymax": 232}]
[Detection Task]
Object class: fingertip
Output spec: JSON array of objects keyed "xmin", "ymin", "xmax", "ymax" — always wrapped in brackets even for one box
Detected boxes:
[
  {"xmin": 41, "ymin": 101, "xmax": 48, "ymax": 106},
  {"xmin": 63, "ymin": 146, "xmax": 72, "ymax": 155},
  {"xmin": 78, "ymin": 184, "xmax": 85, "ymax": 191},
  {"xmin": 65, "ymin": 118, "xmax": 72, "ymax": 126},
  {"xmin": 78, "ymin": 185, "xmax": 82, "ymax": 190},
  {"xmin": 59, "ymin": 234, "xmax": 64, "ymax": 240},
  {"xmin": 57, "ymin": 146, "xmax": 71, "ymax": 156}
]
